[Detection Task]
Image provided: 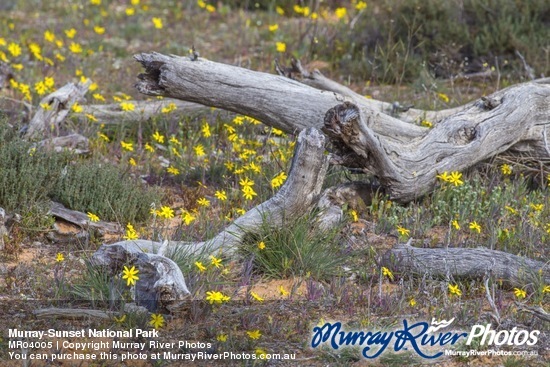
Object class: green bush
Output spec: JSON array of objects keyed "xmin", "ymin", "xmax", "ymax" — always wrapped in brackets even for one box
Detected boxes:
[
  {"xmin": 0, "ymin": 119, "xmax": 161, "ymax": 227},
  {"xmin": 50, "ymin": 159, "xmax": 161, "ymax": 224},
  {"xmin": 241, "ymin": 213, "xmax": 347, "ymax": 280}
]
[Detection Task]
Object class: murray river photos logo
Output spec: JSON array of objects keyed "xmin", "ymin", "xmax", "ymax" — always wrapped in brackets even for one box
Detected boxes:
[{"xmin": 310, "ymin": 318, "xmax": 539, "ymax": 359}]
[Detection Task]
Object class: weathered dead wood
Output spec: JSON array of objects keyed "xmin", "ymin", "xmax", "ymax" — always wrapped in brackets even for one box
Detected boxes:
[
  {"xmin": 324, "ymin": 81, "xmax": 550, "ymax": 202},
  {"xmin": 25, "ymin": 80, "xmax": 91, "ymax": 140},
  {"xmin": 515, "ymin": 302, "xmax": 550, "ymax": 323},
  {"xmin": 33, "ymin": 304, "xmax": 149, "ymax": 319},
  {"xmin": 91, "ymin": 240, "xmax": 189, "ymax": 312},
  {"xmin": 37, "ymin": 133, "xmax": 90, "ymax": 154},
  {"xmin": 49, "ymin": 201, "xmax": 121, "ymax": 235},
  {"xmin": 381, "ymin": 243, "xmax": 549, "ymax": 288},
  {"xmin": 135, "ymin": 52, "xmax": 427, "ymax": 143},
  {"xmin": 80, "ymin": 98, "xmax": 206, "ymax": 123},
  {"xmin": 134, "ymin": 52, "xmax": 550, "ymax": 202},
  {"xmin": 316, "ymin": 182, "xmax": 381, "ymax": 230},
  {"xmin": 89, "ymin": 128, "xmax": 327, "ymax": 306},
  {"xmin": 276, "ymin": 57, "xmax": 464, "ymax": 122},
  {"xmin": 33, "ymin": 307, "xmax": 112, "ymax": 319},
  {"xmin": 159, "ymin": 127, "xmax": 329, "ymax": 257},
  {"xmin": 134, "ymin": 52, "xmax": 349, "ymax": 134},
  {"xmin": 83, "ymin": 127, "xmax": 326, "ymax": 310}
]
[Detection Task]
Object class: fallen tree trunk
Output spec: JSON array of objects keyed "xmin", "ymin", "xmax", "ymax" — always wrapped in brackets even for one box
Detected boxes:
[
  {"xmin": 91, "ymin": 240, "xmax": 189, "ymax": 312},
  {"xmin": 381, "ymin": 243, "xmax": 549, "ymax": 288},
  {"xmin": 134, "ymin": 52, "xmax": 550, "ymax": 202},
  {"xmin": 80, "ymin": 98, "xmax": 206, "ymax": 123},
  {"xmin": 25, "ymin": 80, "xmax": 91, "ymax": 140},
  {"xmin": 275, "ymin": 57, "xmax": 464, "ymax": 122},
  {"xmin": 134, "ymin": 52, "xmax": 427, "ymax": 142},
  {"xmin": 49, "ymin": 201, "xmax": 122, "ymax": 235},
  {"xmin": 159, "ymin": 127, "xmax": 329, "ymax": 257},
  {"xmin": 89, "ymin": 128, "xmax": 327, "ymax": 309},
  {"xmin": 37, "ymin": 133, "xmax": 90, "ymax": 155}
]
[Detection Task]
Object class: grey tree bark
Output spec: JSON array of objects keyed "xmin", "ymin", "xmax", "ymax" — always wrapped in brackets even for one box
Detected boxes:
[{"xmin": 134, "ymin": 52, "xmax": 550, "ymax": 202}]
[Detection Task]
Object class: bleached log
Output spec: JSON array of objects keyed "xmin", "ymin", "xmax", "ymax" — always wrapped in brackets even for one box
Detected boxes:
[
  {"xmin": 37, "ymin": 133, "xmax": 90, "ymax": 154},
  {"xmin": 33, "ymin": 307, "xmax": 112, "ymax": 319},
  {"xmin": 159, "ymin": 127, "xmax": 329, "ymax": 257},
  {"xmin": 90, "ymin": 240, "xmax": 189, "ymax": 312},
  {"xmin": 80, "ymin": 98, "xmax": 206, "ymax": 123},
  {"xmin": 134, "ymin": 52, "xmax": 426, "ymax": 141},
  {"xmin": 381, "ymin": 243, "xmax": 549, "ymax": 288},
  {"xmin": 323, "ymin": 81, "xmax": 550, "ymax": 202},
  {"xmin": 25, "ymin": 81, "xmax": 91, "ymax": 140},
  {"xmin": 276, "ymin": 57, "xmax": 464, "ymax": 123},
  {"xmin": 134, "ymin": 52, "xmax": 550, "ymax": 202},
  {"xmin": 48, "ymin": 201, "xmax": 121, "ymax": 235}
]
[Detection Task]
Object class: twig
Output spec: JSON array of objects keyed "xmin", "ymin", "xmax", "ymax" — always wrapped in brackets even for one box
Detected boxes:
[
  {"xmin": 514, "ymin": 302, "xmax": 550, "ymax": 323},
  {"xmin": 515, "ymin": 50, "xmax": 535, "ymax": 80},
  {"xmin": 483, "ymin": 262, "xmax": 500, "ymax": 325}
]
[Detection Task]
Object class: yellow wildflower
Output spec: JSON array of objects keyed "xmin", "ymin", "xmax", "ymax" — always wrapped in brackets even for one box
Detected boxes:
[
  {"xmin": 120, "ymin": 102, "xmax": 135, "ymax": 111},
  {"xmin": 182, "ymin": 210, "xmax": 196, "ymax": 225},
  {"xmin": 194, "ymin": 144, "xmax": 206, "ymax": 157},
  {"xmin": 120, "ymin": 141, "xmax": 134, "ymax": 151},
  {"xmin": 71, "ymin": 102, "xmax": 83, "ymax": 113},
  {"xmin": 69, "ymin": 42, "xmax": 83, "ymax": 54},
  {"xmin": 167, "ymin": 166, "xmax": 180, "ymax": 175},
  {"xmin": 195, "ymin": 261, "xmax": 207, "ymax": 272},
  {"xmin": 438, "ymin": 93, "xmax": 450, "ymax": 103},
  {"xmin": 44, "ymin": 30, "xmax": 56, "ymax": 43},
  {"xmin": 250, "ymin": 291, "xmax": 264, "ymax": 302},
  {"xmin": 246, "ymin": 330, "xmax": 261, "ymax": 340},
  {"xmin": 397, "ymin": 226, "xmax": 410, "ymax": 237},
  {"xmin": 87, "ymin": 212, "xmax": 100, "ymax": 222},
  {"xmin": 356, "ymin": 1, "xmax": 367, "ymax": 10},
  {"xmin": 469, "ymin": 221, "xmax": 481, "ymax": 233},
  {"xmin": 448, "ymin": 171, "xmax": 463, "ymax": 186},
  {"xmin": 215, "ymin": 190, "xmax": 227, "ymax": 201},
  {"xmin": 205, "ymin": 291, "xmax": 230, "ymax": 304},
  {"xmin": 500, "ymin": 164, "xmax": 512, "ymax": 175},
  {"xmin": 197, "ymin": 197, "xmax": 210, "ymax": 207},
  {"xmin": 271, "ymin": 171, "xmax": 287, "ymax": 189},
  {"xmin": 201, "ymin": 122, "xmax": 211, "ymax": 137},
  {"xmin": 448, "ymin": 284, "xmax": 462, "ymax": 296},
  {"xmin": 152, "ymin": 131, "xmax": 165, "ymax": 143},
  {"xmin": 513, "ymin": 288, "xmax": 526, "ymax": 299},
  {"xmin": 335, "ymin": 7, "xmax": 347, "ymax": 19},
  {"xmin": 123, "ymin": 223, "xmax": 139, "ymax": 240},
  {"xmin": 122, "ymin": 265, "xmax": 139, "ymax": 286},
  {"xmin": 93, "ymin": 26, "xmax": 105, "ymax": 35},
  {"xmin": 159, "ymin": 206, "xmax": 175, "ymax": 219},
  {"xmin": 149, "ymin": 313, "xmax": 165, "ymax": 329},
  {"xmin": 161, "ymin": 102, "xmax": 176, "ymax": 113},
  {"xmin": 381, "ymin": 267, "xmax": 394, "ymax": 281},
  {"xmin": 276, "ymin": 42, "xmax": 286, "ymax": 53},
  {"xmin": 210, "ymin": 255, "xmax": 222, "ymax": 268},
  {"xmin": 152, "ymin": 17, "xmax": 163, "ymax": 29},
  {"xmin": 64, "ymin": 28, "xmax": 77, "ymax": 38}
]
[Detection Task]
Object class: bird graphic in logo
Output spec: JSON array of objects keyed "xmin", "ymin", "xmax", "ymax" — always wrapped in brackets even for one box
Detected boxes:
[{"xmin": 427, "ymin": 318, "xmax": 456, "ymax": 333}]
